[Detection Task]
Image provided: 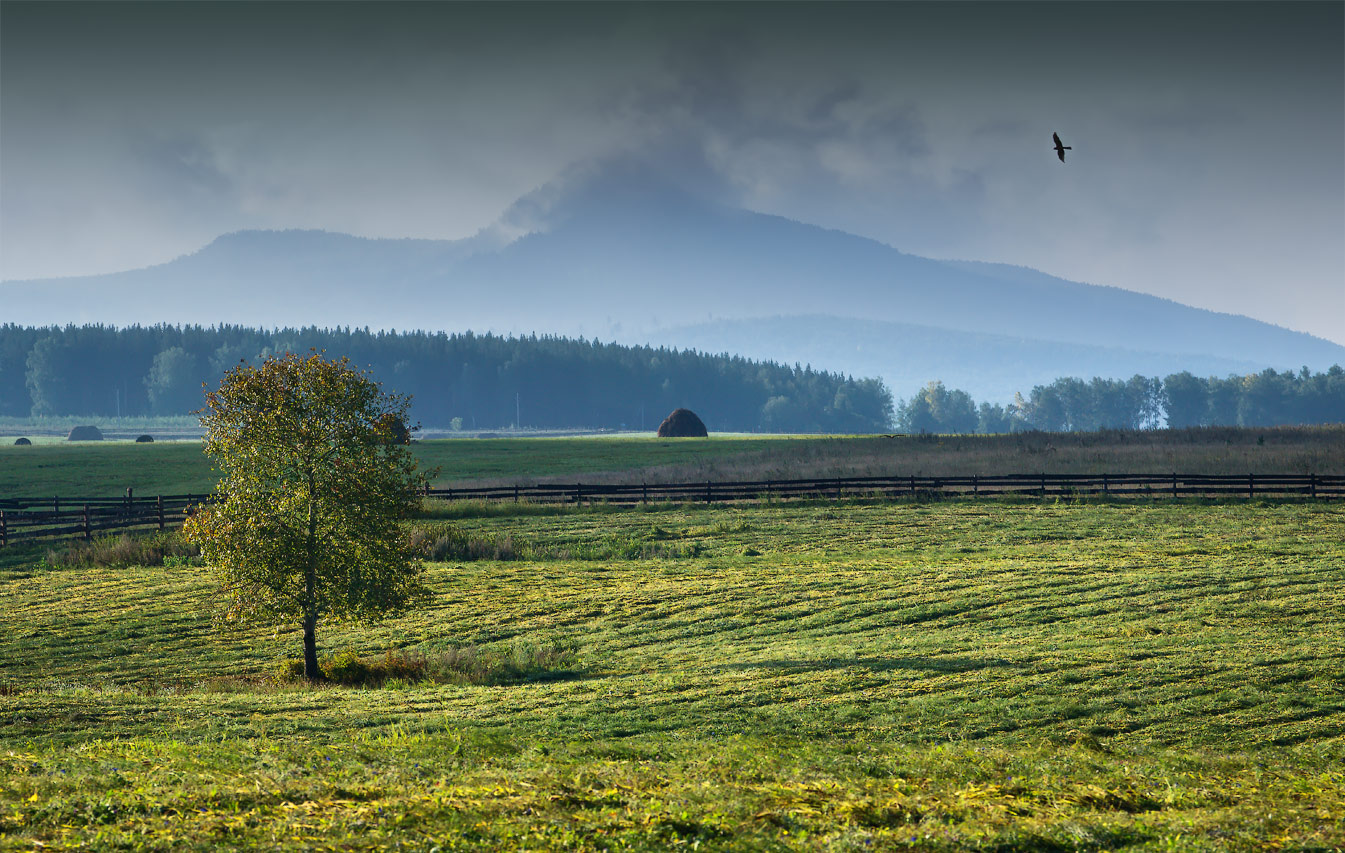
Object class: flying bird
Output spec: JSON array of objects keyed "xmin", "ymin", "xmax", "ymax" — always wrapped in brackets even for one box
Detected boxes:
[{"xmin": 1053, "ymin": 132, "xmax": 1071, "ymax": 163}]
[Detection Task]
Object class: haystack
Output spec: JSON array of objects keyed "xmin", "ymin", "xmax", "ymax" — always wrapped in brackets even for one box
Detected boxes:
[
  {"xmin": 135, "ymin": 434, "xmax": 154, "ymax": 443},
  {"xmin": 657, "ymin": 408, "xmax": 708, "ymax": 437},
  {"xmin": 13, "ymin": 437, "xmax": 31, "ymax": 445},
  {"xmin": 66, "ymin": 425, "xmax": 103, "ymax": 441}
]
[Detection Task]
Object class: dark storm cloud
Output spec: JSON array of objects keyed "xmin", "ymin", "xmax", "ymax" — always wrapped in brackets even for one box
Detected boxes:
[{"xmin": 2, "ymin": 2, "xmax": 1341, "ymax": 343}]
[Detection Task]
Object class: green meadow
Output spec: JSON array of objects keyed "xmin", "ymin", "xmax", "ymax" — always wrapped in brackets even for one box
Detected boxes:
[
  {"xmin": 3, "ymin": 426, "xmax": 1343, "ymax": 497},
  {"xmin": 0, "ymin": 436, "xmax": 776, "ymax": 498},
  {"xmin": 2, "ymin": 496, "xmax": 1343, "ymax": 850}
]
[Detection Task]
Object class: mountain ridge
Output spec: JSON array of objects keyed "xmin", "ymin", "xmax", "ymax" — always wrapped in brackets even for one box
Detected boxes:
[{"xmin": 4, "ymin": 165, "xmax": 1341, "ymax": 387}]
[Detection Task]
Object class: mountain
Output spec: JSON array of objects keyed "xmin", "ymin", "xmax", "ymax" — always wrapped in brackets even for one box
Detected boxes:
[
  {"xmin": 638, "ymin": 315, "xmax": 1271, "ymax": 404},
  {"xmin": 5, "ymin": 161, "xmax": 1342, "ymax": 395}
]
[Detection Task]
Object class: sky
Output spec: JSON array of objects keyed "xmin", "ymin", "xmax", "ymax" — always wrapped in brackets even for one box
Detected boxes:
[{"xmin": 2, "ymin": 1, "xmax": 1342, "ymax": 344}]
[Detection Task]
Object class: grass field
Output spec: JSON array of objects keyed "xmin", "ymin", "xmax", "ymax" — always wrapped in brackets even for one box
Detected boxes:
[
  {"xmin": 2, "ymin": 498, "xmax": 1342, "ymax": 850},
  {"xmin": 3, "ymin": 426, "xmax": 1344, "ymax": 498},
  {"xmin": 0, "ymin": 436, "xmax": 777, "ymax": 498}
]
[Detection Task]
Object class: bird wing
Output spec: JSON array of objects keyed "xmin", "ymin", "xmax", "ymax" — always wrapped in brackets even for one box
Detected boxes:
[
  {"xmin": 1057, "ymin": 148, "xmax": 1066, "ymax": 162},
  {"xmin": 1053, "ymin": 132, "xmax": 1063, "ymax": 147}
]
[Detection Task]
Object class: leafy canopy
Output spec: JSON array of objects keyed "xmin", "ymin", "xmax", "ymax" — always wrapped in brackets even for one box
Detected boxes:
[{"xmin": 184, "ymin": 353, "xmax": 430, "ymax": 629}]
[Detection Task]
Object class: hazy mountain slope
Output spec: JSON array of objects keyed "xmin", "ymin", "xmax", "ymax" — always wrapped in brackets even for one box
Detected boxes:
[
  {"xmin": 639, "ymin": 315, "xmax": 1272, "ymax": 404},
  {"xmin": 4, "ymin": 166, "xmax": 1341, "ymax": 378},
  {"xmin": 452, "ymin": 175, "xmax": 1342, "ymax": 366},
  {"xmin": 2, "ymin": 230, "xmax": 476, "ymax": 330}
]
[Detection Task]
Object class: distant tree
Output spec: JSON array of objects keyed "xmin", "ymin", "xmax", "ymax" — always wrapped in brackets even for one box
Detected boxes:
[
  {"xmin": 829, "ymin": 377, "xmax": 894, "ymax": 433},
  {"xmin": 183, "ymin": 353, "xmax": 430, "ymax": 681},
  {"xmin": 1206, "ymin": 376, "xmax": 1241, "ymax": 426},
  {"xmin": 1020, "ymin": 384, "xmax": 1067, "ymax": 432},
  {"xmin": 1163, "ymin": 371, "xmax": 1208, "ymax": 428},
  {"xmin": 760, "ymin": 395, "xmax": 802, "ymax": 432},
  {"xmin": 977, "ymin": 401, "xmax": 1013, "ymax": 434},
  {"xmin": 0, "ymin": 325, "xmax": 41, "ymax": 416},
  {"xmin": 898, "ymin": 381, "xmax": 978, "ymax": 434},
  {"xmin": 24, "ymin": 336, "xmax": 74, "ymax": 417},
  {"xmin": 144, "ymin": 347, "xmax": 203, "ymax": 414}
]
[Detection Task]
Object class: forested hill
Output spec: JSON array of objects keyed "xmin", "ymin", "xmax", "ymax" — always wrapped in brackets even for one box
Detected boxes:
[{"xmin": 0, "ymin": 325, "xmax": 893, "ymax": 433}]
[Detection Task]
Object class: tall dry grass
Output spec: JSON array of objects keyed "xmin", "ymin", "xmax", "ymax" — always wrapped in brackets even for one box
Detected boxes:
[{"xmin": 442, "ymin": 426, "xmax": 1345, "ymax": 488}]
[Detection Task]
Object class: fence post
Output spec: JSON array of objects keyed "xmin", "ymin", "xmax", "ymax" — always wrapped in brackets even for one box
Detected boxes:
[
  {"xmin": 1311, "ymin": 473, "xmax": 1317, "ymax": 499},
  {"xmin": 1040, "ymin": 473, "xmax": 1046, "ymax": 498},
  {"xmin": 1249, "ymin": 473, "xmax": 1254, "ymax": 499},
  {"xmin": 766, "ymin": 480, "xmax": 772, "ymax": 501},
  {"xmin": 973, "ymin": 475, "xmax": 978, "ymax": 497},
  {"xmin": 82, "ymin": 504, "xmax": 91, "ymax": 540},
  {"xmin": 575, "ymin": 483, "xmax": 582, "ymax": 505},
  {"xmin": 157, "ymin": 495, "xmax": 165, "ymax": 532},
  {"xmin": 705, "ymin": 480, "xmax": 712, "ymax": 505},
  {"xmin": 1103, "ymin": 474, "xmax": 1108, "ymax": 496},
  {"xmin": 642, "ymin": 482, "xmax": 647, "ymax": 505},
  {"xmin": 54, "ymin": 496, "xmax": 60, "ymax": 515},
  {"xmin": 1, "ymin": 510, "xmax": 6, "ymax": 547},
  {"xmin": 835, "ymin": 478, "xmax": 842, "ymax": 501},
  {"xmin": 909, "ymin": 474, "xmax": 915, "ymax": 496},
  {"xmin": 514, "ymin": 485, "xmax": 519, "ymax": 504},
  {"xmin": 1172, "ymin": 473, "xmax": 1177, "ymax": 499}
]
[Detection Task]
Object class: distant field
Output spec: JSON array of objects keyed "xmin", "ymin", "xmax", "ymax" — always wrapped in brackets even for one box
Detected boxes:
[
  {"xmin": 0, "ymin": 436, "xmax": 778, "ymax": 498},
  {"xmin": 3, "ymin": 426, "xmax": 1343, "ymax": 498},
  {"xmin": 1, "ymin": 500, "xmax": 1342, "ymax": 849}
]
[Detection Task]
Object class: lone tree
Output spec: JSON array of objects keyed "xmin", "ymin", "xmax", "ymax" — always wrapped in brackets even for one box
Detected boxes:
[{"xmin": 184, "ymin": 352, "xmax": 430, "ymax": 681}]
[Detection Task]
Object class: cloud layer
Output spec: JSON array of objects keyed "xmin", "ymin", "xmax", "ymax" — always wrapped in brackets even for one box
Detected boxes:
[{"xmin": 2, "ymin": 2, "xmax": 1341, "ymax": 344}]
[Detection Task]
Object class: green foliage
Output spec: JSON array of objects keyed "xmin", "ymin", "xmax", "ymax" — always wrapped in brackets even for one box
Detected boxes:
[
  {"xmin": 897, "ymin": 380, "xmax": 979, "ymax": 434},
  {"xmin": 143, "ymin": 346, "xmax": 202, "ymax": 415},
  {"xmin": 183, "ymin": 352, "xmax": 431, "ymax": 679},
  {"xmin": 903, "ymin": 368, "xmax": 1345, "ymax": 434}
]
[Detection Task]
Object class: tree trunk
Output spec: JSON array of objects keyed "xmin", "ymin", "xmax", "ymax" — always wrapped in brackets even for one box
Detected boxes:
[
  {"xmin": 302, "ymin": 469, "xmax": 322, "ymax": 681},
  {"xmin": 302, "ymin": 611, "xmax": 322, "ymax": 681}
]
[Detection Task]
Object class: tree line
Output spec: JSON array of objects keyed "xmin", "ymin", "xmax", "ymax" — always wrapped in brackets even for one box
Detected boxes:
[
  {"xmin": 897, "ymin": 368, "xmax": 1345, "ymax": 434},
  {"xmin": 0, "ymin": 324, "xmax": 893, "ymax": 433}
]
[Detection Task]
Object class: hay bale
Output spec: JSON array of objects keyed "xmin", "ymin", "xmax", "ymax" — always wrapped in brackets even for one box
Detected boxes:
[
  {"xmin": 657, "ymin": 408, "xmax": 708, "ymax": 437},
  {"xmin": 135, "ymin": 434, "xmax": 154, "ymax": 443},
  {"xmin": 66, "ymin": 425, "xmax": 103, "ymax": 441},
  {"xmin": 13, "ymin": 437, "xmax": 31, "ymax": 445}
]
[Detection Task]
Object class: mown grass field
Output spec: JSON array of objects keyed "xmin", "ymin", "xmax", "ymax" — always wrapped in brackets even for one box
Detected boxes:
[
  {"xmin": 3, "ymin": 426, "xmax": 1344, "ymax": 497},
  {"xmin": 2, "ymin": 498, "xmax": 1343, "ymax": 850}
]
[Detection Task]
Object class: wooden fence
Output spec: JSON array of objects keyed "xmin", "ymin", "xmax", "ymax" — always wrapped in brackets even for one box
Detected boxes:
[
  {"xmin": 0, "ymin": 492, "xmax": 209, "ymax": 547},
  {"xmin": 425, "ymin": 472, "xmax": 1345, "ymax": 505},
  {"xmin": 2, "ymin": 473, "xmax": 1341, "ymax": 547}
]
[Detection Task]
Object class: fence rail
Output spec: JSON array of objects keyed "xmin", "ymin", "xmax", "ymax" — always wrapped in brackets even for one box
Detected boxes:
[
  {"xmin": 3, "ymin": 473, "xmax": 1341, "ymax": 547},
  {"xmin": 0, "ymin": 493, "xmax": 210, "ymax": 547},
  {"xmin": 425, "ymin": 472, "xmax": 1345, "ymax": 505}
]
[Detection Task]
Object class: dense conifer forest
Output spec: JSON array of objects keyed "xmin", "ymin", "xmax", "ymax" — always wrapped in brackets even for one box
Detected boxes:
[
  {"xmin": 0, "ymin": 325, "xmax": 893, "ymax": 433},
  {"xmin": 4, "ymin": 325, "xmax": 1340, "ymax": 433}
]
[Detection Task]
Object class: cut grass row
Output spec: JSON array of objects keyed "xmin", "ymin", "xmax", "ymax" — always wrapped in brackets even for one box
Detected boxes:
[{"xmin": 1, "ymin": 500, "xmax": 1342, "ymax": 849}]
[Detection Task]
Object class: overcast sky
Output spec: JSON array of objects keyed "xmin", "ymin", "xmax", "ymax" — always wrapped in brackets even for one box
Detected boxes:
[{"xmin": 2, "ymin": 1, "xmax": 1341, "ymax": 344}]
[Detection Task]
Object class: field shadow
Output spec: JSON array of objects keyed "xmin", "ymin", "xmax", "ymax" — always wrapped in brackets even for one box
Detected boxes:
[{"xmin": 724, "ymin": 656, "xmax": 1017, "ymax": 675}]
